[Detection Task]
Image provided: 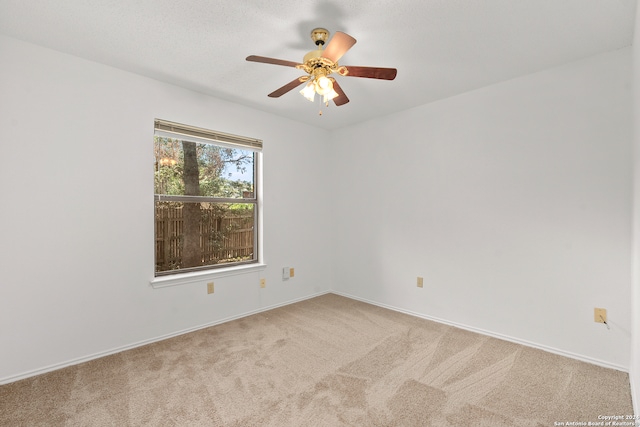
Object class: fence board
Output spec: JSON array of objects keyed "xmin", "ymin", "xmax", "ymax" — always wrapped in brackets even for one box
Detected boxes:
[{"xmin": 155, "ymin": 205, "xmax": 254, "ymax": 272}]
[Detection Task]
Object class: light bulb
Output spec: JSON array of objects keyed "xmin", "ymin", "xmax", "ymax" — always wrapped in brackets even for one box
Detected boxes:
[
  {"xmin": 317, "ymin": 76, "xmax": 331, "ymax": 90},
  {"xmin": 314, "ymin": 76, "xmax": 334, "ymax": 95},
  {"xmin": 299, "ymin": 81, "xmax": 315, "ymax": 102}
]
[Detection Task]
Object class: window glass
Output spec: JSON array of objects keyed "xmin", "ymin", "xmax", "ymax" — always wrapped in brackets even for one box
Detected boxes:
[
  {"xmin": 153, "ymin": 130, "xmax": 259, "ymax": 276},
  {"xmin": 154, "ymin": 137, "xmax": 254, "ymax": 198}
]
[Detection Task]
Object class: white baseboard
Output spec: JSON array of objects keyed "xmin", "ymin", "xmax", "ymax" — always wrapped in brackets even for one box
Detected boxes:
[
  {"xmin": 0, "ymin": 290, "xmax": 330, "ymax": 385},
  {"xmin": 331, "ymin": 290, "xmax": 629, "ymax": 373}
]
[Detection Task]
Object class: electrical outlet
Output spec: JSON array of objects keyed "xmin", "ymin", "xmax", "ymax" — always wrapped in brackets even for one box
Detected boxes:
[
  {"xmin": 282, "ymin": 267, "xmax": 290, "ymax": 280},
  {"xmin": 417, "ymin": 277, "xmax": 424, "ymax": 288},
  {"xmin": 594, "ymin": 307, "xmax": 607, "ymax": 323},
  {"xmin": 290, "ymin": 268, "xmax": 295, "ymax": 278},
  {"xmin": 260, "ymin": 278, "xmax": 266, "ymax": 288},
  {"xmin": 207, "ymin": 282, "xmax": 214, "ymax": 294}
]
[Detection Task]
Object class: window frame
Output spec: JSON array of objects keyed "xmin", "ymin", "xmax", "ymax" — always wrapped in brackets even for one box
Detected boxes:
[{"xmin": 151, "ymin": 119, "xmax": 264, "ymax": 286}]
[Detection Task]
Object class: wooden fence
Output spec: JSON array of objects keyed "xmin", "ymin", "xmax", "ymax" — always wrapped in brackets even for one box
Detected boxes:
[{"xmin": 155, "ymin": 204, "xmax": 254, "ymax": 272}]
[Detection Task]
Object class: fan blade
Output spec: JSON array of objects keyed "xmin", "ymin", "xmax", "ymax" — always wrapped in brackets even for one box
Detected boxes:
[
  {"xmin": 246, "ymin": 55, "xmax": 301, "ymax": 68},
  {"xmin": 268, "ymin": 77, "xmax": 307, "ymax": 98},
  {"xmin": 332, "ymin": 80, "xmax": 349, "ymax": 106},
  {"xmin": 343, "ymin": 66, "xmax": 397, "ymax": 80},
  {"xmin": 322, "ymin": 31, "xmax": 357, "ymax": 63}
]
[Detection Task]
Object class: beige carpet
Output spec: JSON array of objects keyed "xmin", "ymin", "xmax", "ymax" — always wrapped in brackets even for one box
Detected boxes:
[{"xmin": 0, "ymin": 294, "xmax": 633, "ymax": 426}]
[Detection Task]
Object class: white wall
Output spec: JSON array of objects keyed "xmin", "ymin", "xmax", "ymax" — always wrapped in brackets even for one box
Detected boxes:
[
  {"xmin": 331, "ymin": 48, "xmax": 633, "ymax": 370},
  {"xmin": 630, "ymin": 1, "xmax": 640, "ymax": 415},
  {"xmin": 0, "ymin": 32, "xmax": 634, "ymax": 384},
  {"xmin": 0, "ymin": 35, "xmax": 332, "ymax": 383}
]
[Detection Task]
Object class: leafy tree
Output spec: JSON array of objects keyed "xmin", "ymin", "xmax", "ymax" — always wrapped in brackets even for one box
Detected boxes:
[{"xmin": 154, "ymin": 137, "xmax": 253, "ymax": 198}]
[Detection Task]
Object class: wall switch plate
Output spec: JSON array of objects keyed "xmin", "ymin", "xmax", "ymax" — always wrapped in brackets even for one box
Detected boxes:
[
  {"xmin": 282, "ymin": 267, "xmax": 290, "ymax": 280},
  {"xmin": 260, "ymin": 278, "xmax": 266, "ymax": 288},
  {"xmin": 594, "ymin": 307, "xmax": 607, "ymax": 323},
  {"xmin": 417, "ymin": 277, "xmax": 424, "ymax": 288},
  {"xmin": 207, "ymin": 282, "xmax": 214, "ymax": 294},
  {"xmin": 290, "ymin": 268, "xmax": 295, "ymax": 278}
]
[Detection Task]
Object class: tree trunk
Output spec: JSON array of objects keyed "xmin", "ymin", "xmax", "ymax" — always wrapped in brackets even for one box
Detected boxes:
[{"xmin": 182, "ymin": 141, "xmax": 201, "ymax": 268}]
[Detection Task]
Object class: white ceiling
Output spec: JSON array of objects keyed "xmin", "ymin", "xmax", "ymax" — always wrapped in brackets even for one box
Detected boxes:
[{"xmin": 0, "ymin": 0, "xmax": 636, "ymax": 130}]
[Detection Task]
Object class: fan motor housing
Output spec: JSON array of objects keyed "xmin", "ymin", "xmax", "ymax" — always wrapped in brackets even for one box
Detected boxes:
[
  {"xmin": 302, "ymin": 29, "xmax": 348, "ymax": 75},
  {"xmin": 303, "ymin": 49, "xmax": 324, "ymax": 64}
]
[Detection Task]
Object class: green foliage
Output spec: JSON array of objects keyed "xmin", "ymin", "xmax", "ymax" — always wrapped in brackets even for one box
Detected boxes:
[{"xmin": 154, "ymin": 136, "xmax": 254, "ymax": 198}]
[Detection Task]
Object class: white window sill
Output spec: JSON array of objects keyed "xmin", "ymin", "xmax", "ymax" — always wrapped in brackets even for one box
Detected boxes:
[{"xmin": 150, "ymin": 263, "xmax": 267, "ymax": 289}]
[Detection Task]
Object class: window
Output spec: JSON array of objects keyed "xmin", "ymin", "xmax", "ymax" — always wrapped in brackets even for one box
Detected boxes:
[{"xmin": 153, "ymin": 119, "xmax": 262, "ymax": 276}]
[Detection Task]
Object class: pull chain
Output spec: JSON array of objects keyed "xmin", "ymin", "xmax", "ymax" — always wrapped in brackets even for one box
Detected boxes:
[{"xmin": 318, "ymin": 95, "xmax": 330, "ymax": 116}]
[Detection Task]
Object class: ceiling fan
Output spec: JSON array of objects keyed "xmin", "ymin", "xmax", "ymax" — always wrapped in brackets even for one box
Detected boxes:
[{"xmin": 246, "ymin": 28, "xmax": 397, "ymax": 112}]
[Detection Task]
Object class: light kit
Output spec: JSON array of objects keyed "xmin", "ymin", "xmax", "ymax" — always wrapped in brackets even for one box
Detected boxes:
[{"xmin": 246, "ymin": 27, "xmax": 397, "ymax": 115}]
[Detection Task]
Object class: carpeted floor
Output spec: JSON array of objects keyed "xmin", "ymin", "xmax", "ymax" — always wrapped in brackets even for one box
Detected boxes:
[{"xmin": 0, "ymin": 293, "xmax": 633, "ymax": 426}]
